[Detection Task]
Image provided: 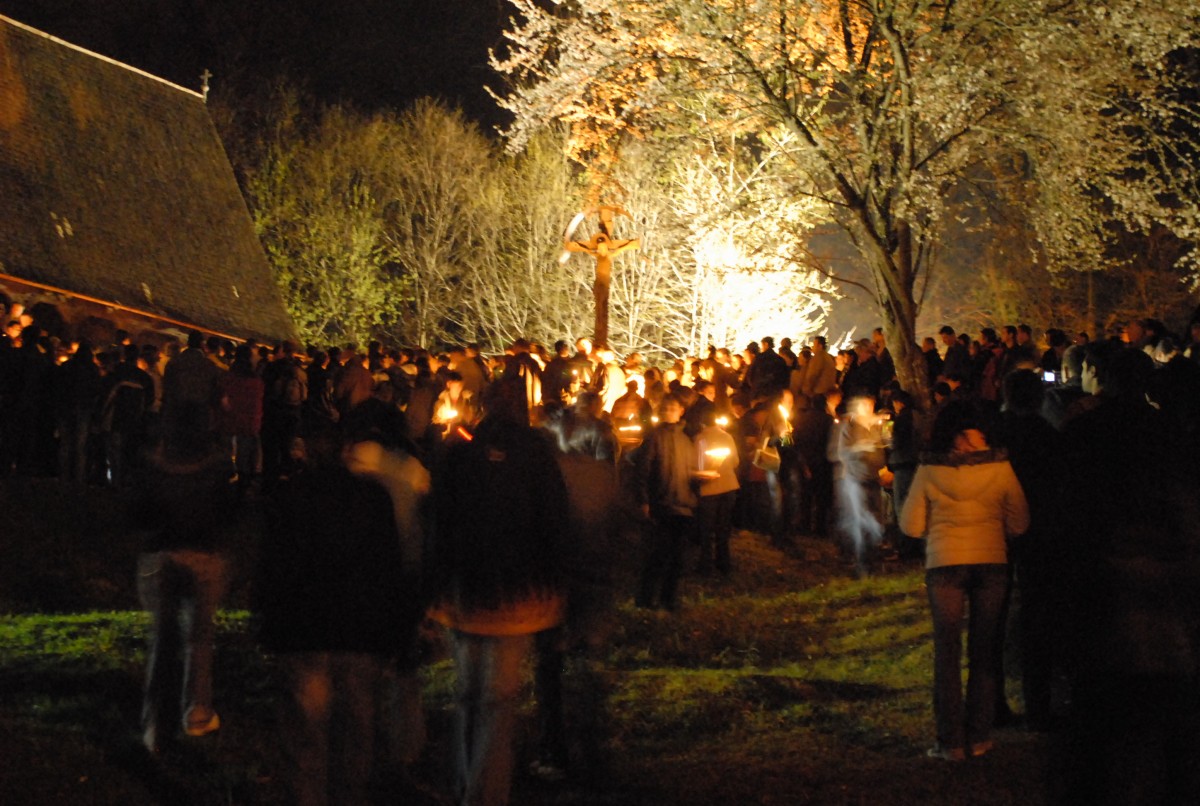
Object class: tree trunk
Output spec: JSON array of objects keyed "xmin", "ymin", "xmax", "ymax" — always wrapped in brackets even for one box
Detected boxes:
[{"xmin": 868, "ymin": 220, "xmax": 931, "ymax": 408}]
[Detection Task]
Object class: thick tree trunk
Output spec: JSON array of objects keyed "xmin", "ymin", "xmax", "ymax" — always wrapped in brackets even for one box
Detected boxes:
[{"xmin": 867, "ymin": 220, "xmax": 931, "ymax": 408}]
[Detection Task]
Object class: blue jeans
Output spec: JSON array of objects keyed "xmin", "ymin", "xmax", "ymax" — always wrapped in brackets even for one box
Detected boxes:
[
  {"xmin": 926, "ymin": 564, "xmax": 1009, "ymax": 750},
  {"xmin": 452, "ymin": 632, "xmax": 532, "ymax": 806},
  {"xmin": 137, "ymin": 550, "xmax": 228, "ymax": 743}
]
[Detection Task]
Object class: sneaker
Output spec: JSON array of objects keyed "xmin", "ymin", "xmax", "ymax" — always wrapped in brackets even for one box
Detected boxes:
[
  {"xmin": 183, "ymin": 707, "xmax": 221, "ymax": 737},
  {"xmin": 528, "ymin": 759, "xmax": 567, "ymax": 782},
  {"xmin": 926, "ymin": 744, "xmax": 965, "ymax": 762},
  {"xmin": 142, "ymin": 724, "xmax": 160, "ymax": 755},
  {"xmin": 970, "ymin": 740, "xmax": 994, "ymax": 758}
]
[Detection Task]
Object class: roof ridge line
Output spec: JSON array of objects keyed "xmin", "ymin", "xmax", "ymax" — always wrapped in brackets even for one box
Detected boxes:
[{"xmin": 0, "ymin": 13, "xmax": 204, "ymax": 100}]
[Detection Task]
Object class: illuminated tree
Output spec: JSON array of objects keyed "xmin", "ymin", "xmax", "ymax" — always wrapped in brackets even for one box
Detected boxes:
[
  {"xmin": 463, "ymin": 129, "xmax": 594, "ymax": 348},
  {"xmin": 383, "ymin": 100, "xmax": 497, "ymax": 348},
  {"xmin": 492, "ymin": 0, "xmax": 1200, "ymax": 395},
  {"xmin": 239, "ymin": 93, "xmax": 406, "ymax": 345}
]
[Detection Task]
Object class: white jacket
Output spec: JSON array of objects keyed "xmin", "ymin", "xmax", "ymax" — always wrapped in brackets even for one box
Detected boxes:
[{"xmin": 899, "ymin": 449, "xmax": 1029, "ymax": 569}]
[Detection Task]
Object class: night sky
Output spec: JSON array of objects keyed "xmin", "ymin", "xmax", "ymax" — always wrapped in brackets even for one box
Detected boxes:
[{"xmin": 0, "ymin": 0, "xmax": 511, "ymax": 128}]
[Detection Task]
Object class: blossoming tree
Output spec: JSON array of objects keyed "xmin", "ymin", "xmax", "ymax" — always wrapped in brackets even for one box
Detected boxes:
[{"xmin": 491, "ymin": 0, "xmax": 1200, "ymax": 395}]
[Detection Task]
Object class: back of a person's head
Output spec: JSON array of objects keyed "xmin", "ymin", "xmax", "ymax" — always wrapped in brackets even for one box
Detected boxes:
[
  {"xmin": 481, "ymin": 377, "xmax": 529, "ymax": 425},
  {"xmin": 232, "ymin": 343, "xmax": 255, "ymax": 373},
  {"xmin": 1147, "ymin": 356, "xmax": 1200, "ymax": 432},
  {"xmin": 1062, "ymin": 344, "xmax": 1085, "ymax": 379},
  {"xmin": 1103, "ymin": 345, "xmax": 1155, "ymax": 400},
  {"xmin": 571, "ymin": 391, "xmax": 600, "ymax": 417},
  {"xmin": 661, "ymin": 391, "xmax": 686, "ymax": 412},
  {"xmin": 340, "ymin": 397, "xmax": 411, "ymax": 452},
  {"xmin": 1083, "ymin": 339, "xmax": 1125, "ymax": 390},
  {"xmin": 186, "ymin": 330, "xmax": 204, "ymax": 350},
  {"xmin": 929, "ymin": 399, "xmax": 990, "ymax": 453},
  {"xmin": 123, "ymin": 343, "xmax": 140, "ymax": 364},
  {"xmin": 1002, "ymin": 369, "xmax": 1044, "ymax": 415}
]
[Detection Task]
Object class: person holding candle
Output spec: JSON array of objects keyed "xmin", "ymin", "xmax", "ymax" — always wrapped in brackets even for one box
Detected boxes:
[{"xmin": 693, "ymin": 408, "xmax": 741, "ymax": 576}]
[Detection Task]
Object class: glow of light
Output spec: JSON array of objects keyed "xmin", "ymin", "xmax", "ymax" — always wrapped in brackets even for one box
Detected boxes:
[
  {"xmin": 704, "ymin": 447, "xmax": 731, "ymax": 461},
  {"xmin": 715, "ymin": 416, "xmax": 729, "ymax": 428},
  {"xmin": 778, "ymin": 404, "xmax": 789, "ymax": 421},
  {"xmin": 651, "ymin": 415, "xmax": 660, "ymax": 424},
  {"xmin": 455, "ymin": 426, "xmax": 474, "ymax": 441},
  {"xmin": 618, "ymin": 425, "xmax": 643, "ymax": 433}
]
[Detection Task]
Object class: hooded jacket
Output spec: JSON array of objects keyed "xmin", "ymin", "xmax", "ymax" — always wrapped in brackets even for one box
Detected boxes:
[{"xmin": 899, "ymin": 447, "xmax": 1029, "ymax": 569}]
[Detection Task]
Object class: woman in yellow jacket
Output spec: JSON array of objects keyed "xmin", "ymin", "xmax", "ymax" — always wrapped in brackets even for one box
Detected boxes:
[{"xmin": 900, "ymin": 399, "xmax": 1029, "ymax": 761}]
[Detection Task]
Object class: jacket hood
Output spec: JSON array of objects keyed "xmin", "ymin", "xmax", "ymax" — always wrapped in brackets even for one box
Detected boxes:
[
  {"xmin": 916, "ymin": 449, "xmax": 1013, "ymax": 503},
  {"xmin": 918, "ymin": 447, "xmax": 1008, "ymax": 467}
]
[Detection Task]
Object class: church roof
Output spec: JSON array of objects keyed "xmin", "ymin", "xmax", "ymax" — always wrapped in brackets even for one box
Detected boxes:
[{"xmin": 0, "ymin": 15, "xmax": 296, "ymax": 343}]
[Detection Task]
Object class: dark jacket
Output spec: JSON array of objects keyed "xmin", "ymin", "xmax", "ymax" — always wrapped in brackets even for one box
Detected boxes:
[
  {"xmin": 129, "ymin": 441, "xmax": 238, "ymax": 555},
  {"xmin": 430, "ymin": 415, "xmax": 569, "ymax": 632},
  {"xmin": 258, "ymin": 462, "xmax": 413, "ymax": 654},
  {"xmin": 635, "ymin": 421, "xmax": 698, "ymax": 518}
]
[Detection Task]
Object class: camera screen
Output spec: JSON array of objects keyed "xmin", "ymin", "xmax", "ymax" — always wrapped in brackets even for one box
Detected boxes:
[{"xmin": 1042, "ymin": 370, "xmax": 1056, "ymax": 383}]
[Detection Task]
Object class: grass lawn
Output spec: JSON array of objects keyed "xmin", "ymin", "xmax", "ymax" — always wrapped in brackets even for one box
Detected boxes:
[{"xmin": 0, "ymin": 477, "xmax": 1057, "ymax": 804}]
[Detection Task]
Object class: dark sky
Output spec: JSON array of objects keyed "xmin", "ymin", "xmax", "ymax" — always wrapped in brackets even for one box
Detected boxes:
[{"xmin": 0, "ymin": 0, "xmax": 511, "ymax": 128}]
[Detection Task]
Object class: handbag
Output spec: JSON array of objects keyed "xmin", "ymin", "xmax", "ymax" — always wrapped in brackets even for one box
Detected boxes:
[{"xmin": 752, "ymin": 443, "xmax": 781, "ymax": 473}]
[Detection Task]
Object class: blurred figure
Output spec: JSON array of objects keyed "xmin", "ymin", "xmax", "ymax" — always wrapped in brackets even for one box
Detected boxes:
[
  {"xmin": 430, "ymin": 379, "xmax": 569, "ymax": 806},
  {"xmin": 132, "ymin": 420, "xmax": 238, "ymax": 754},
  {"xmin": 216, "ymin": 343, "xmax": 264, "ymax": 494},
  {"xmin": 259, "ymin": 403, "xmax": 428, "ymax": 805},
  {"xmin": 693, "ymin": 408, "xmax": 740, "ymax": 575},
  {"xmin": 54, "ymin": 339, "xmax": 100, "ymax": 484},
  {"xmin": 833, "ymin": 395, "xmax": 887, "ymax": 573},
  {"xmin": 1058, "ymin": 345, "xmax": 1200, "ymax": 803},
  {"xmin": 634, "ymin": 392, "xmax": 697, "ymax": 610}
]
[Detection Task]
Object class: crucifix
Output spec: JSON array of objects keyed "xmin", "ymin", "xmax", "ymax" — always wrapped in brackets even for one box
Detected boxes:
[{"xmin": 559, "ymin": 205, "xmax": 640, "ymax": 347}]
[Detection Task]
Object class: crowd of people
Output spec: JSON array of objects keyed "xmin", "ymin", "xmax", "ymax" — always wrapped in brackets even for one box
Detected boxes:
[{"xmin": 4, "ymin": 303, "xmax": 1200, "ymax": 804}]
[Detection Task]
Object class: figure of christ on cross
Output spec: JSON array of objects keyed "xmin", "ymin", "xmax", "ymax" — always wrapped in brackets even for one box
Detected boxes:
[{"xmin": 561, "ymin": 205, "xmax": 640, "ymax": 348}]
